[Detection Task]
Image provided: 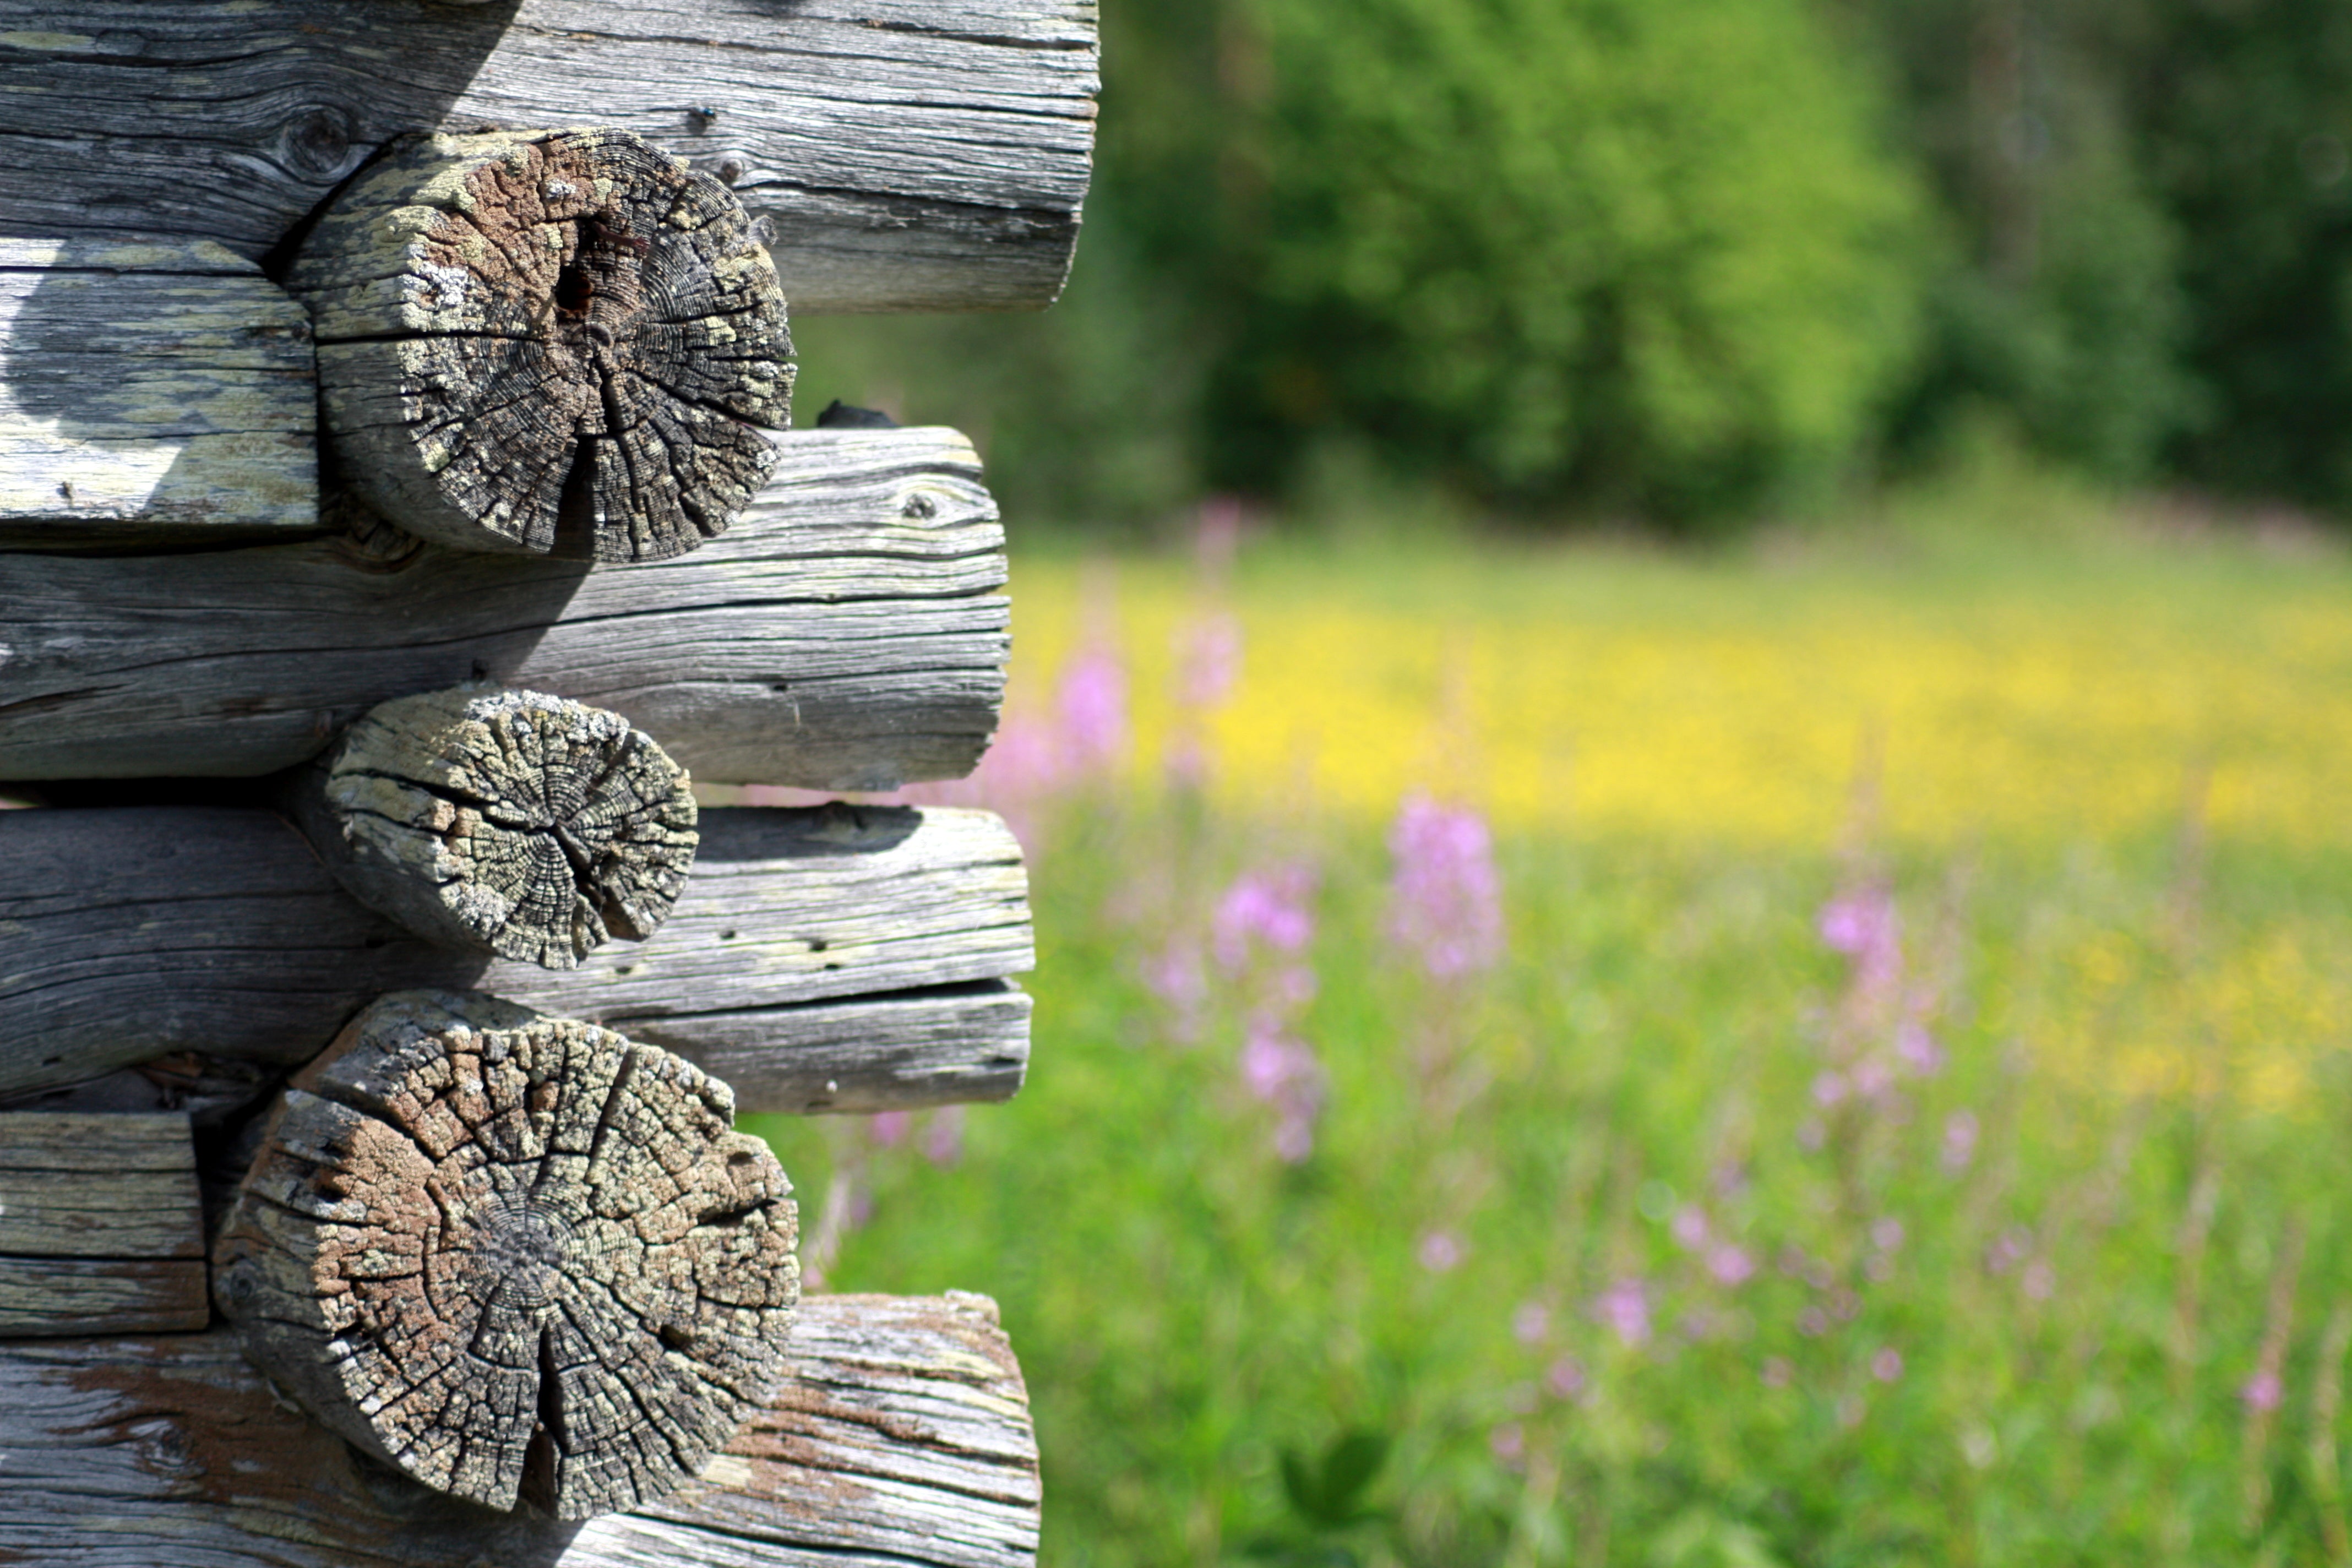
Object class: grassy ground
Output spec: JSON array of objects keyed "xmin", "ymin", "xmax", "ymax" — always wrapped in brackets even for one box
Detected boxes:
[{"xmin": 739, "ymin": 475, "xmax": 2352, "ymax": 1566}]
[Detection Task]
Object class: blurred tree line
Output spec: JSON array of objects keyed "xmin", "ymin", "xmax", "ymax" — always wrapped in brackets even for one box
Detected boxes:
[{"xmin": 790, "ymin": 0, "xmax": 2352, "ymax": 530}]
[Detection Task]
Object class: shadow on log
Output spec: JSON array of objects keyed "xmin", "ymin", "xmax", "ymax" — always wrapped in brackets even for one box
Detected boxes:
[
  {"xmin": 0, "ymin": 1294, "xmax": 1040, "ymax": 1566},
  {"xmin": 0, "ymin": 428, "xmax": 1008, "ymax": 790},
  {"xmin": 0, "ymin": 0, "xmax": 1098, "ymax": 314}
]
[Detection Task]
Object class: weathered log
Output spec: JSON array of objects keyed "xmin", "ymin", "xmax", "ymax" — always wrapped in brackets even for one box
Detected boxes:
[
  {"xmin": 0, "ymin": 1, "xmax": 1098, "ymax": 314},
  {"xmin": 0, "ymin": 804, "xmax": 1034, "ymax": 1104},
  {"xmin": 0, "ymin": 237, "xmax": 314, "ymax": 543},
  {"xmin": 0, "ymin": 426, "xmax": 1008, "ymax": 789},
  {"xmin": 287, "ymin": 686, "xmax": 700, "ymax": 970},
  {"xmin": 288, "ymin": 128, "xmax": 790, "ymax": 562},
  {"xmin": 0, "ymin": 1292, "xmax": 1040, "ymax": 1565},
  {"xmin": 0, "ymin": 1112, "xmax": 208, "ymax": 1336},
  {"xmin": 215, "ymin": 991, "xmax": 799, "ymax": 1518}
]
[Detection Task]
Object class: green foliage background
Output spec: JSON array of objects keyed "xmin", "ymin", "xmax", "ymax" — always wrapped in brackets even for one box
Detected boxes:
[{"xmin": 791, "ymin": 0, "xmax": 2352, "ymax": 529}]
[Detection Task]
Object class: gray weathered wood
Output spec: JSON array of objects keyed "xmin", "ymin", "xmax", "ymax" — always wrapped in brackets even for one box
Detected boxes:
[
  {"xmin": 0, "ymin": 1256, "xmax": 209, "ymax": 1337},
  {"xmin": 0, "ymin": 1, "xmax": 1098, "ymax": 314},
  {"xmin": 0, "ymin": 1112, "xmax": 208, "ymax": 1336},
  {"xmin": 0, "ymin": 804, "xmax": 1033, "ymax": 1103},
  {"xmin": 0, "ymin": 1292, "xmax": 1039, "ymax": 1565},
  {"xmin": 641, "ymin": 978, "xmax": 1033, "ymax": 1115},
  {"xmin": 217, "ymin": 990, "xmax": 799, "ymax": 1519},
  {"xmin": 288, "ymin": 686, "xmax": 700, "ymax": 970},
  {"xmin": 0, "ymin": 427, "xmax": 1008, "ymax": 790},
  {"xmin": 290, "ymin": 128, "xmax": 790, "ymax": 562},
  {"xmin": 0, "ymin": 237, "xmax": 314, "ymax": 542}
]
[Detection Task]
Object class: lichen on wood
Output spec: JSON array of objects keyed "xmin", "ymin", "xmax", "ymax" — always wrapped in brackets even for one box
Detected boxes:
[
  {"xmin": 214, "ymin": 989, "xmax": 799, "ymax": 1520},
  {"xmin": 288, "ymin": 127, "xmax": 791, "ymax": 562},
  {"xmin": 291, "ymin": 685, "xmax": 699, "ymax": 971}
]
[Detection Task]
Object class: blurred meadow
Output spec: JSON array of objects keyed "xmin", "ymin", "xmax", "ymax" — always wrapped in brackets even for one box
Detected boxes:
[{"xmin": 742, "ymin": 1, "xmax": 2352, "ymax": 1563}]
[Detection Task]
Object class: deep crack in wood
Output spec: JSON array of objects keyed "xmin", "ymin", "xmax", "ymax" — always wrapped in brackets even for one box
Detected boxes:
[
  {"xmin": 214, "ymin": 989, "xmax": 800, "ymax": 1520},
  {"xmin": 291, "ymin": 685, "xmax": 699, "ymax": 970},
  {"xmin": 288, "ymin": 128, "xmax": 791, "ymax": 563}
]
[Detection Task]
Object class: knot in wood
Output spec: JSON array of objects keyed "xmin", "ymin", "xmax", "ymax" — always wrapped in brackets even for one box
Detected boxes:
[
  {"xmin": 215, "ymin": 990, "xmax": 800, "ymax": 1520},
  {"xmin": 296, "ymin": 685, "xmax": 698, "ymax": 970},
  {"xmin": 290, "ymin": 127, "xmax": 792, "ymax": 563}
]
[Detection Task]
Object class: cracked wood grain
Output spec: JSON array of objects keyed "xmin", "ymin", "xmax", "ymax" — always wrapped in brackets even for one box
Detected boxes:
[
  {"xmin": 0, "ymin": 1293, "xmax": 1037, "ymax": 1566},
  {"xmin": 0, "ymin": 804, "xmax": 1034, "ymax": 1105},
  {"xmin": 216, "ymin": 990, "xmax": 800, "ymax": 1519},
  {"xmin": 0, "ymin": 237, "xmax": 315, "ymax": 543},
  {"xmin": 288, "ymin": 128, "xmax": 790, "ymax": 562},
  {"xmin": 289, "ymin": 686, "xmax": 700, "ymax": 970},
  {"xmin": 0, "ymin": 426, "xmax": 1007, "ymax": 791},
  {"xmin": 0, "ymin": 0, "xmax": 1098, "ymax": 314},
  {"xmin": 0, "ymin": 1112, "xmax": 208, "ymax": 1336}
]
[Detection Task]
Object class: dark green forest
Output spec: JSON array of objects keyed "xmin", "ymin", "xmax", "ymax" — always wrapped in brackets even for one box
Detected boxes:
[{"xmin": 791, "ymin": 0, "xmax": 2352, "ymax": 531}]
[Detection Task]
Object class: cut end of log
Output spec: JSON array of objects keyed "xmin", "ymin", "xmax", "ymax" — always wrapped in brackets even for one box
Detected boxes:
[
  {"xmin": 297, "ymin": 685, "xmax": 699, "ymax": 970},
  {"xmin": 214, "ymin": 990, "xmax": 800, "ymax": 1520},
  {"xmin": 290, "ymin": 127, "xmax": 791, "ymax": 563}
]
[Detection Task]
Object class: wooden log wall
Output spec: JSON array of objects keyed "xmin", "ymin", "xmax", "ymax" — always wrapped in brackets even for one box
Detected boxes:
[
  {"xmin": 0, "ymin": 0, "xmax": 1099, "ymax": 314},
  {"xmin": 0, "ymin": 0, "xmax": 1091, "ymax": 1552}
]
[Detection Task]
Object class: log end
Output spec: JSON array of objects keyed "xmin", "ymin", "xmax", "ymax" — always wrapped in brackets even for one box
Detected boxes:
[
  {"xmin": 297, "ymin": 685, "xmax": 700, "ymax": 971},
  {"xmin": 291, "ymin": 127, "xmax": 792, "ymax": 563},
  {"xmin": 214, "ymin": 990, "xmax": 799, "ymax": 1520}
]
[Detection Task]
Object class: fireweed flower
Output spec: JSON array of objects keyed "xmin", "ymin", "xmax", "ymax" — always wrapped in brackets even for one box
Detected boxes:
[
  {"xmin": 1593, "ymin": 1279, "xmax": 1652, "ymax": 1348},
  {"xmin": 1942, "ymin": 1110, "xmax": 1980, "ymax": 1173},
  {"xmin": 1056, "ymin": 644, "xmax": 1128, "ymax": 778},
  {"xmin": 1386, "ymin": 793, "xmax": 1505, "ymax": 978},
  {"xmin": 2241, "ymin": 1369, "xmax": 2285, "ymax": 1414},
  {"xmin": 1212, "ymin": 866, "xmax": 1317, "ymax": 972},
  {"xmin": 1512, "ymin": 1302, "xmax": 1550, "ymax": 1344},
  {"xmin": 1871, "ymin": 1347, "xmax": 1905, "ymax": 1383},
  {"xmin": 1417, "ymin": 1230, "xmax": 1466, "ymax": 1272},
  {"xmin": 921, "ymin": 1106, "xmax": 965, "ymax": 1168},
  {"xmin": 1238, "ymin": 1015, "xmax": 1324, "ymax": 1164},
  {"xmin": 1819, "ymin": 885, "xmax": 1901, "ymax": 993},
  {"xmin": 1546, "ymin": 1356, "xmax": 1588, "ymax": 1401},
  {"xmin": 1707, "ymin": 1245, "xmax": 1758, "ymax": 1287},
  {"xmin": 1670, "ymin": 1205, "xmax": 1709, "ymax": 1250}
]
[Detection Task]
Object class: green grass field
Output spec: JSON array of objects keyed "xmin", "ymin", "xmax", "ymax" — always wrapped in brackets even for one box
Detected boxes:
[{"xmin": 740, "ymin": 481, "xmax": 2352, "ymax": 1567}]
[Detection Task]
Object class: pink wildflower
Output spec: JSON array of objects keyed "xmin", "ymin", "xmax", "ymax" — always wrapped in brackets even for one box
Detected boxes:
[
  {"xmin": 921, "ymin": 1106, "xmax": 965, "ymax": 1168},
  {"xmin": 1418, "ymin": 1230, "xmax": 1466, "ymax": 1273},
  {"xmin": 1212, "ymin": 866, "xmax": 1317, "ymax": 972},
  {"xmin": 1897, "ymin": 1021, "xmax": 1946, "ymax": 1076},
  {"xmin": 1707, "ymin": 1245, "xmax": 1758, "ymax": 1287},
  {"xmin": 2242, "ymin": 1369, "xmax": 2285, "ymax": 1414},
  {"xmin": 1871, "ymin": 1347, "xmax": 1904, "ymax": 1383},
  {"xmin": 1386, "ymin": 794, "xmax": 1505, "ymax": 978},
  {"xmin": 1942, "ymin": 1111, "xmax": 1980, "ymax": 1173},
  {"xmin": 1670, "ymin": 1205, "xmax": 1709, "ymax": 1250},
  {"xmin": 1178, "ymin": 613, "xmax": 1243, "ymax": 710},
  {"xmin": 1546, "ymin": 1356, "xmax": 1588, "ymax": 1401},
  {"xmin": 1512, "ymin": 1302, "xmax": 1550, "ymax": 1344},
  {"xmin": 1870, "ymin": 1217, "xmax": 1905, "ymax": 1252},
  {"xmin": 1489, "ymin": 1423, "xmax": 1526, "ymax": 1467},
  {"xmin": 1593, "ymin": 1279, "xmax": 1652, "ymax": 1348},
  {"xmin": 1761, "ymin": 1357, "xmax": 1794, "ymax": 1389},
  {"xmin": 1056, "ymin": 646, "xmax": 1128, "ymax": 777},
  {"xmin": 867, "ymin": 1110, "xmax": 912, "ymax": 1149},
  {"xmin": 1238, "ymin": 1020, "xmax": 1324, "ymax": 1164}
]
